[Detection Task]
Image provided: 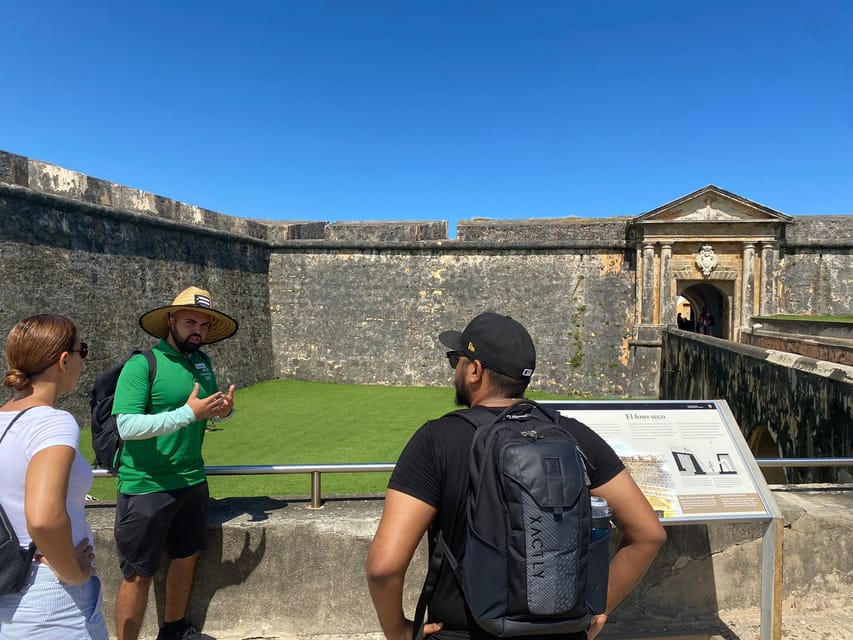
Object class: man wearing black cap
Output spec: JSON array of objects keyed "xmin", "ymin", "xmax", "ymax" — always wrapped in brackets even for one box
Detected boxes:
[{"xmin": 367, "ymin": 312, "xmax": 666, "ymax": 640}]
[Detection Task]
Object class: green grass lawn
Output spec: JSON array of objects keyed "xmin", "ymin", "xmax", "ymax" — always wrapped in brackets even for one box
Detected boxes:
[{"xmin": 80, "ymin": 379, "xmax": 576, "ymax": 500}]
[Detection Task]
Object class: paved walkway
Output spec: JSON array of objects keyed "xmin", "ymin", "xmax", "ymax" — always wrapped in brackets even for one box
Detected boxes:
[
  {"xmin": 146, "ymin": 606, "xmax": 853, "ymax": 640},
  {"xmin": 717, "ymin": 605, "xmax": 852, "ymax": 640}
]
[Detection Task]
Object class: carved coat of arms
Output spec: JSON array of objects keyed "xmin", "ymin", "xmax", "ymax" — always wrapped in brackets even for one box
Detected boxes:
[{"xmin": 695, "ymin": 244, "xmax": 718, "ymax": 277}]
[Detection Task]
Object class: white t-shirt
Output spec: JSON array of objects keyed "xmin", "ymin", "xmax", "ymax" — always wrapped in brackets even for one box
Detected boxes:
[{"xmin": 0, "ymin": 406, "xmax": 95, "ymax": 550}]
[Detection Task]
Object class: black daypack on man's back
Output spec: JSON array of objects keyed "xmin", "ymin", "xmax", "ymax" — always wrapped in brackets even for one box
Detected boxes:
[
  {"xmin": 415, "ymin": 400, "xmax": 609, "ymax": 638},
  {"xmin": 90, "ymin": 350, "xmax": 156, "ymax": 473}
]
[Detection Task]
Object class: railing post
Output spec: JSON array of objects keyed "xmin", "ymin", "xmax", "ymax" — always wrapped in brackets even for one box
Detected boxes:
[{"xmin": 309, "ymin": 471, "xmax": 323, "ymax": 509}]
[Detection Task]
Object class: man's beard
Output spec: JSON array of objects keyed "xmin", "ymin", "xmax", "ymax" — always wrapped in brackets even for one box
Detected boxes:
[
  {"xmin": 454, "ymin": 378, "xmax": 471, "ymax": 408},
  {"xmin": 170, "ymin": 325, "xmax": 202, "ymax": 354}
]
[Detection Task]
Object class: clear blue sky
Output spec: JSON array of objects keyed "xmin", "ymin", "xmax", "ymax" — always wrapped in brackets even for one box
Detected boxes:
[{"xmin": 2, "ymin": 1, "xmax": 850, "ymax": 236}]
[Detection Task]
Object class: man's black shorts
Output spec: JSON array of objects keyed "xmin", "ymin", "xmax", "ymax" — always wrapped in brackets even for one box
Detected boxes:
[{"xmin": 114, "ymin": 482, "xmax": 210, "ymax": 580}]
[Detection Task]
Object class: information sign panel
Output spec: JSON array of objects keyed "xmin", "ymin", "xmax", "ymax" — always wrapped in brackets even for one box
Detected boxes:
[{"xmin": 538, "ymin": 400, "xmax": 773, "ymax": 523}]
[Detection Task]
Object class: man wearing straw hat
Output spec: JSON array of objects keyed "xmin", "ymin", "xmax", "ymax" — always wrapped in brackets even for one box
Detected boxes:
[{"xmin": 111, "ymin": 286, "xmax": 238, "ymax": 640}]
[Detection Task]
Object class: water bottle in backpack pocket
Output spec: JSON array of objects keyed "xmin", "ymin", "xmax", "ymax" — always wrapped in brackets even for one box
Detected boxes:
[{"xmin": 586, "ymin": 496, "xmax": 613, "ymax": 615}]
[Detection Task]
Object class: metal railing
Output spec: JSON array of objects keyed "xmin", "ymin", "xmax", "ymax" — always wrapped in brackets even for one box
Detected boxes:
[
  {"xmin": 754, "ymin": 458, "xmax": 853, "ymax": 468},
  {"xmin": 93, "ymin": 463, "xmax": 396, "ymax": 508},
  {"xmin": 92, "ymin": 458, "xmax": 853, "ymax": 509},
  {"xmin": 206, "ymin": 463, "xmax": 396, "ymax": 508}
]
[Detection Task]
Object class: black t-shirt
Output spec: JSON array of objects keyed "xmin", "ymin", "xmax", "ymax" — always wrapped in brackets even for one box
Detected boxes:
[{"xmin": 388, "ymin": 405, "xmax": 625, "ymax": 639}]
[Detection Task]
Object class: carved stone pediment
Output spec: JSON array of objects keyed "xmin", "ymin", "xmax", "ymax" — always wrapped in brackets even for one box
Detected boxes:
[{"xmin": 633, "ymin": 185, "xmax": 792, "ymax": 224}]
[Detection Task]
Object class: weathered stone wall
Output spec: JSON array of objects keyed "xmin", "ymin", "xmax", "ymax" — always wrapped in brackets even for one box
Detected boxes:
[
  {"xmin": 0, "ymin": 157, "xmax": 274, "ymax": 425},
  {"xmin": 659, "ymin": 329, "xmax": 853, "ymax": 482},
  {"xmin": 457, "ymin": 217, "xmax": 631, "ymax": 243},
  {"xmin": 2, "ymin": 149, "xmax": 853, "ymax": 405},
  {"xmin": 0, "ymin": 151, "xmax": 326, "ymax": 243},
  {"xmin": 777, "ymin": 217, "xmax": 853, "ymax": 316},
  {"xmin": 269, "ymin": 244, "xmax": 636, "ymax": 397},
  {"xmin": 783, "ymin": 216, "xmax": 853, "ymax": 246},
  {"xmin": 325, "ymin": 220, "xmax": 448, "ymax": 241}
]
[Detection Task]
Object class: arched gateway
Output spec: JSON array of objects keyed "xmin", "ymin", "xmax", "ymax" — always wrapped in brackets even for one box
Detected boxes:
[{"xmin": 627, "ymin": 186, "xmax": 792, "ymax": 394}]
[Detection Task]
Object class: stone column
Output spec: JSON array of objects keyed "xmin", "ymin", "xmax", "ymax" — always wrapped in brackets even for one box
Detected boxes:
[
  {"xmin": 642, "ymin": 243, "xmax": 656, "ymax": 324},
  {"xmin": 634, "ymin": 245, "xmax": 643, "ymax": 329},
  {"xmin": 659, "ymin": 244, "xmax": 673, "ymax": 325},
  {"xmin": 741, "ymin": 242, "xmax": 756, "ymax": 328},
  {"xmin": 759, "ymin": 242, "xmax": 776, "ymax": 316}
]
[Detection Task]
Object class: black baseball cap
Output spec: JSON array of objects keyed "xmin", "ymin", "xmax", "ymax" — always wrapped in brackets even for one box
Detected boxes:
[{"xmin": 439, "ymin": 312, "xmax": 536, "ymax": 380}]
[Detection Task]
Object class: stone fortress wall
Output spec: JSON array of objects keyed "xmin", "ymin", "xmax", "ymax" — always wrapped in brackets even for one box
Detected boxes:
[
  {"xmin": 660, "ymin": 329, "xmax": 852, "ymax": 483},
  {"xmin": 1, "ymin": 150, "xmax": 852, "ymax": 428}
]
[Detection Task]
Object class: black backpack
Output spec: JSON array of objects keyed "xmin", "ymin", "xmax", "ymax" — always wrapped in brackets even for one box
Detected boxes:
[
  {"xmin": 414, "ymin": 400, "xmax": 609, "ymax": 637},
  {"xmin": 90, "ymin": 350, "xmax": 156, "ymax": 473}
]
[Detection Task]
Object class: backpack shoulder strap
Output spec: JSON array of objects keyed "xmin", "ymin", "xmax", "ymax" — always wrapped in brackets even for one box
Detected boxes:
[
  {"xmin": 455, "ymin": 400, "xmax": 561, "ymax": 442},
  {"xmin": 412, "ymin": 531, "xmax": 455, "ymax": 640},
  {"xmin": 142, "ymin": 349, "xmax": 156, "ymax": 413},
  {"xmin": 142, "ymin": 349, "xmax": 156, "ymax": 386},
  {"xmin": 0, "ymin": 407, "xmax": 37, "ymax": 446},
  {"xmin": 122, "ymin": 349, "xmax": 156, "ymax": 414},
  {"xmin": 505, "ymin": 398, "xmax": 560, "ymax": 422},
  {"xmin": 447, "ymin": 406, "xmax": 501, "ymax": 430},
  {"xmin": 0, "ymin": 407, "xmax": 39, "ymax": 564}
]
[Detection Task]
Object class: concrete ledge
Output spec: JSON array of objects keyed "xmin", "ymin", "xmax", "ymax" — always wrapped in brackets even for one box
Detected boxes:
[
  {"xmin": 751, "ymin": 318, "xmax": 853, "ymax": 341},
  {"xmin": 86, "ymin": 485, "xmax": 853, "ymax": 638},
  {"xmin": 742, "ymin": 329, "xmax": 853, "ymax": 367}
]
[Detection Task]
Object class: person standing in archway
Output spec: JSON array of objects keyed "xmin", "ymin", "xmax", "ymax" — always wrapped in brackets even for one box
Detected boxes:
[{"xmin": 697, "ymin": 313, "xmax": 708, "ymax": 335}]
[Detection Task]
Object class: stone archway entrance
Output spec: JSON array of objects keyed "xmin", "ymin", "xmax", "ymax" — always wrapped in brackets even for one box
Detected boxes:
[
  {"xmin": 678, "ymin": 281, "xmax": 730, "ymax": 338},
  {"xmin": 628, "ymin": 185, "xmax": 792, "ymax": 342},
  {"xmin": 625, "ymin": 185, "xmax": 793, "ymax": 395}
]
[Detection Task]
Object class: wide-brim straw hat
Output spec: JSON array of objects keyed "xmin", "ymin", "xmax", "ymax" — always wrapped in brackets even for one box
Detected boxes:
[{"xmin": 139, "ymin": 286, "xmax": 238, "ymax": 344}]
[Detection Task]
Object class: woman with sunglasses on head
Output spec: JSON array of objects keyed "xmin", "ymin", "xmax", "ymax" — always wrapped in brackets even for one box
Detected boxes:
[{"xmin": 0, "ymin": 314, "xmax": 107, "ymax": 640}]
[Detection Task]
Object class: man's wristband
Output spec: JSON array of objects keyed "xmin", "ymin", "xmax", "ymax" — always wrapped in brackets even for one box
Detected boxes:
[{"xmin": 211, "ymin": 407, "xmax": 235, "ymax": 423}]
